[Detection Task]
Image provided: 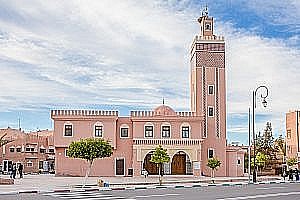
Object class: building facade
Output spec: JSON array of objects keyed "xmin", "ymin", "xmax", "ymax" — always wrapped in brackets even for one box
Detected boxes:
[
  {"xmin": 51, "ymin": 12, "xmax": 244, "ymax": 177},
  {"xmin": 286, "ymin": 110, "xmax": 300, "ymax": 167},
  {"xmin": 0, "ymin": 128, "xmax": 55, "ymax": 174}
]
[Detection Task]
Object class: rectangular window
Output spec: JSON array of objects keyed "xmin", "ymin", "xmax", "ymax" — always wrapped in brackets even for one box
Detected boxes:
[
  {"xmin": 145, "ymin": 126, "xmax": 154, "ymax": 138},
  {"xmin": 120, "ymin": 128, "xmax": 129, "ymax": 138},
  {"xmin": 64, "ymin": 125, "xmax": 73, "ymax": 136},
  {"xmin": 40, "ymin": 149, "xmax": 46, "ymax": 153},
  {"xmin": 65, "ymin": 149, "xmax": 69, "ymax": 157},
  {"xmin": 27, "ymin": 162, "xmax": 33, "ymax": 167},
  {"xmin": 16, "ymin": 148, "xmax": 21, "ymax": 152},
  {"xmin": 31, "ymin": 148, "xmax": 35, "ymax": 152},
  {"xmin": 208, "ymin": 85, "xmax": 214, "ymax": 95},
  {"xmin": 287, "ymin": 129, "xmax": 291, "ymax": 139},
  {"xmin": 161, "ymin": 126, "xmax": 171, "ymax": 138},
  {"xmin": 95, "ymin": 125, "xmax": 103, "ymax": 137},
  {"xmin": 39, "ymin": 161, "xmax": 43, "ymax": 170},
  {"xmin": 25, "ymin": 147, "xmax": 31, "ymax": 152},
  {"xmin": 9, "ymin": 148, "xmax": 14, "ymax": 153},
  {"xmin": 182, "ymin": 126, "xmax": 190, "ymax": 138},
  {"xmin": 208, "ymin": 106, "xmax": 214, "ymax": 117},
  {"xmin": 237, "ymin": 159, "xmax": 241, "ymax": 165},
  {"xmin": 208, "ymin": 149, "xmax": 214, "ymax": 159},
  {"xmin": 48, "ymin": 149, "xmax": 54, "ymax": 153}
]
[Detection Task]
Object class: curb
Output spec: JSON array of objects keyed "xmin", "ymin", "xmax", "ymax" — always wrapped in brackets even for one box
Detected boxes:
[{"xmin": 0, "ymin": 180, "xmax": 298, "ymax": 195}]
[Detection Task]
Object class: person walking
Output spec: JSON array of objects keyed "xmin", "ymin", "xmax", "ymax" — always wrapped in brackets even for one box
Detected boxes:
[
  {"xmin": 12, "ymin": 164, "xmax": 17, "ymax": 179},
  {"xmin": 8, "ymin": 162, "xmax": 13, "ymax": 179},
  {"xmin": 289, "ymin": 169, "xmax": 293, "ymax": 181},
  {"xmin": 295, "ymin": 168, "xmax": 299, "ymax": 181},
  {"xmin": 18, "ymin": 163, "xmax": 23, "ymax": 178}
]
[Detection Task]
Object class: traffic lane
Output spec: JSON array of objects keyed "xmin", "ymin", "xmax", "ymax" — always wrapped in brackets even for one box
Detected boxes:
[
  {"xmin": 0, "ymin": 194, "xmax": 56, "ymax": 200},
  {"xmin": 107, "ymin": 183, "xmax": 300, "ymax": 200}
]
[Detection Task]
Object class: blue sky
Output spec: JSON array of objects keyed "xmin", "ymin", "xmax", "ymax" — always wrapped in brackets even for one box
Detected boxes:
[{"xmin": 0, "ymin": 0, "xmax": 299, "ymax": 145}]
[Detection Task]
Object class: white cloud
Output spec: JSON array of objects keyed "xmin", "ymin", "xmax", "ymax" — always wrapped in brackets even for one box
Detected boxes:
[{"xmin": 0, "ymin": 0, "xmax": 299, "ymax": 139}]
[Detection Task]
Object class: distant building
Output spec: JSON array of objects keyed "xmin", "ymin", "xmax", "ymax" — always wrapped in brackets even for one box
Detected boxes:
[
  {"xmin": 51, "ymin": 11, "xmax": 244, "ymax": 177},
  {"xmin": 286, "ymin": 110, "xmax": 300, "ymax": 167},
  {"xmin": 0, "ymin": 128, "xmax": 55, "ymax": 174}
]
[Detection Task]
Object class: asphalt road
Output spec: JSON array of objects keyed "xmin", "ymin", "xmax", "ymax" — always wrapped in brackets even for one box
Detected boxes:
[{"xmin": 1, "ymin": 183, "xmax": 300, "ymax": 200}]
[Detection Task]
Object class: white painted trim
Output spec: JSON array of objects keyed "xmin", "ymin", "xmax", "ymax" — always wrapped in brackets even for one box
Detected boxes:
[
  {"xmin": 27, "ymin": 161, "xmax": 33, "ymax": 167},
  {"xmin": 208, "ymin": 84, "xmax": 214, "ymax": 95},
  {"xmin": 180, "ymin": 123, "xmax": 191, "ymax": 139},
  {"xmin": 208, "ymin": 106, "xmax": 214, "ymax": 117},
  {"xmin": 63, "ymin": 122, "xmax": 73, "ymax": 137},
  {"xmin": 64, "ymin": 149, "xmax": 69, "ymax": 157},
  {"xmin": 144, "ymin": 122, "xmax": 154, "ymax": 138},
  {"xmin": 120, "ymin": 124, "xmax": 129, "ymax": 138},
  {"xmin": 115, "ymin": 157, "xmax": 126, "ymax": 176},
  {"xmin": 208, "ymin": 148, "xmax": 215, "ymax": 159},
  {"xmin": 161, "ymin": 122, "xmax": 171, "ymax": 138},
  {"xmin": 93, "ymin": 122, "xmax": 104, "ymax": 138}
]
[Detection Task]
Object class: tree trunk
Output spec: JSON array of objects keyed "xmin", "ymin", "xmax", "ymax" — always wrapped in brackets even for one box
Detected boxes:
[
  {"xmin": 83, "ymin": 160, "xmax": 93, "ymax": 188},
  {"xmin": 158, "ymin": 164, "xmax": 162, "ymax": 185},
  {"xmin": 211, "ymin": 169, "xmax": 215, "ymax": 183}
]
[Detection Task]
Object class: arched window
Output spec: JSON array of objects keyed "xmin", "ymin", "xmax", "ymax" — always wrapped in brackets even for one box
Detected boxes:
[
  {"xmin": 94, "ymin": 122, "xmax": 103, "ymax": 137},
  {"xmin": 144, "ymin": 122, "xmax": 154, "ymax": 138}
]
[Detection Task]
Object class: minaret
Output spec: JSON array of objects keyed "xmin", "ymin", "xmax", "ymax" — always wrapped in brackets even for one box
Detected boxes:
[{"xmin": 190, "ymin": 7, "xmax": 227, "ymax": 176}]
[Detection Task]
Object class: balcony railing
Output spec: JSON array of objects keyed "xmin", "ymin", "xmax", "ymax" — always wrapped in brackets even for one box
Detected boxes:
[{"xmin": 133, "ymin": 138, "xmax": 203, "ymax": 146}]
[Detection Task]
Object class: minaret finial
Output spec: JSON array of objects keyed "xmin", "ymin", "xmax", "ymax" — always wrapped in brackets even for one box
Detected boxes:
[
  {"xmin": 202, "ymin": 4, "xmax": 208, "ymax": 16},
  {"xmin": 162, "ymin": 97, "xmax": 165, "ymax": 105}
]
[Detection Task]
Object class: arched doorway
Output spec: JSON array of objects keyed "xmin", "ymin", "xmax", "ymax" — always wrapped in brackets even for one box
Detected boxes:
[
  {"xmin": 143, "ymin": 151, "xmax": 158, "ymax": 175},
  {"xmin": 171, "ymin": 151, "xmax": 193, "ymax": 175}
]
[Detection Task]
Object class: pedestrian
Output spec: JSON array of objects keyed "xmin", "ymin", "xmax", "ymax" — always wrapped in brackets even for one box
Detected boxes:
[
  {"xmin": 8, "ymin": 162, "xmax": 13, "ymax": 179},
  {"xmin": 142, "ymin": 169, "xmax": 148, "ymax": 178},
  {"xmin": 12, "ymin": 164, "xmax": 16, "ymax": 179},
  {"xmin": 18, "ymin": 163, "xmax": 23, "ymax": 178},
  {"xmin": 295, "ymin": 169, "xmax": 299, "ymax": 181},
  {"xmin": 289, "ymin": 169, "xmax": 293, "ymax": 181}
]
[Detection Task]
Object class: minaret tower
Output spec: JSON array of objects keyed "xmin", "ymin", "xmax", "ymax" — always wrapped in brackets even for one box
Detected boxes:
[{"xmin": 190, "ymin": 7, "xmax": 227, "ymax": 176}]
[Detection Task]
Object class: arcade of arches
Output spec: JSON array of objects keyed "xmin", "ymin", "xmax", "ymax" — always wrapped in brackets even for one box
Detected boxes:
[{"xmin": 143, "ymin": 151, "xmax": 193, "ymax": 175}]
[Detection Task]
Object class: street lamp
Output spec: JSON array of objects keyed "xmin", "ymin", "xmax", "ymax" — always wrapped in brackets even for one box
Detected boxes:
[{"xmin": 252, "ymin": 85, "xmax": 269, "ymax": 183}]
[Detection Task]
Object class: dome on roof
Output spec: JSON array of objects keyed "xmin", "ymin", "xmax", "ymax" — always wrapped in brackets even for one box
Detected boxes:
[{"xmin": 153, "ymin": 105, "xmax": 176, "ymax": 116}]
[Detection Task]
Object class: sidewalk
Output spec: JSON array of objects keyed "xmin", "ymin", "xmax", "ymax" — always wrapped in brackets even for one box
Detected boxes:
[{"xmin": 0, "ymin": 174, "xmax": 283, "ymax": 194}]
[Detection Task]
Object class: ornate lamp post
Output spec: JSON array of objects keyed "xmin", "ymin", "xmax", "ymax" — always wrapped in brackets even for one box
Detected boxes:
[{"xmin": 252, "ymin": 85, "xmax": 269, "ymax": 183}]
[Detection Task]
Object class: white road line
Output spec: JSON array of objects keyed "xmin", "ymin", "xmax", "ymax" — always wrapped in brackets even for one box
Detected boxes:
[
  {"xmin": 135, "ymin": 193, "xmax": 180, "ymax": 198},
  {"xmin": 217, "ymin": 191, "xmax": 300, "ymax": 200},
  {"xmin": 256, "ymin": 186, "xmax": 287, "ymax": 190}
]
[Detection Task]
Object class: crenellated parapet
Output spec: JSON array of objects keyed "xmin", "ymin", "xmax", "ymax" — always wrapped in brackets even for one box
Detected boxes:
[
  {"xmin": 130, "ymin": 110, "xmax": 197, "ymax": 117},
  {"xmin": 51, "ymin": 110, "xmax": 119, "ymax": 117}
]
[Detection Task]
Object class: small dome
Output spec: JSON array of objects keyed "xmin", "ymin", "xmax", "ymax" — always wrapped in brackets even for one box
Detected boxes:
[{"xmin": 153, "ymin": 105, "xmax": 176, "ymax": 116}]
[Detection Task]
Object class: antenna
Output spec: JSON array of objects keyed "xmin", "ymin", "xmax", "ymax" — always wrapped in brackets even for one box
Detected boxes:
[{"xmin": 18, "ymin": 118, "xmax": 21, "ymax": 130}]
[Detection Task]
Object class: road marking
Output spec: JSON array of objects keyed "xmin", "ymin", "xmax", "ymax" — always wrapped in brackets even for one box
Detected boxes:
[
  {"xmin": 217, "ymin": 191, "xmax": 300, "ymax": 200},
  {"xmin": 256, "ymin": 186, "xmax": 287, "ymax": 190},
  {"xmin": 135, "ymin": 193, "xmax": 180, "ymax": 198},
  {"xmin": 43, "ymin": 191, "xmax": 132, "ymax": 200}
]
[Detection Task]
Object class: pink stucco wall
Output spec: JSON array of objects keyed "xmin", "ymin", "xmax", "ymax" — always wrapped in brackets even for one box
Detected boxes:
[{"xmin": 51, "ymin": 13, "xmax": 245, "ymax": 177}]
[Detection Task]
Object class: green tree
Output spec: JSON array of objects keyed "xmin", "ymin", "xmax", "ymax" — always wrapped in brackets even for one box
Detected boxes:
[
  {"xmin": 207, "ymin": 157, "xmax": 221, "ymax": 183},
  {"xmin": 251, "ymin": 152, "xmax": 268, "ymax": 173},
  {"xmin": 287, "ymin": 157, "xmax": 298, "ymax": 168},
  {"xmin": 150, "ymin": 145, "xmax": 170, "ymax": 185},
  {"xmin": 274, "ymin": 135, "xmax": 286, "ymax": 156},
  {"xmin": 67, "ymin": 138, "xmax": 113, "ymax": 187},
  {"xmin": 256, "ymin": 122, "xmax": 275, "ymax": 157},
  {"xmin": 0, "ymin": 132, "xmax": 13, "ymax": 147}
]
